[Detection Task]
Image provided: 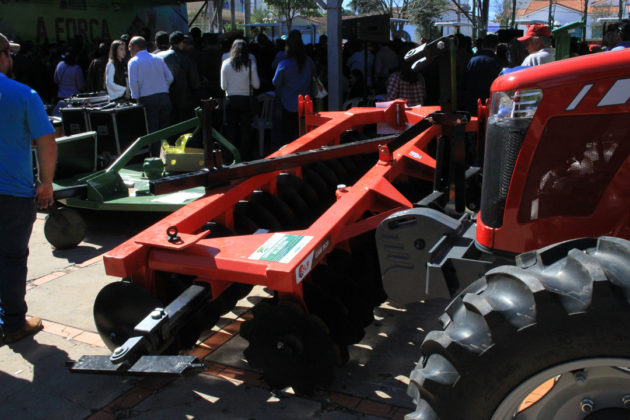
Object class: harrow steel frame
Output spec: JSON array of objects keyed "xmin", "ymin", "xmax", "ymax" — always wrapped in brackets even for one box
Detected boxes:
[
  {"xmin": 96, "ymin": 99, "xmax": 479, "ymax": 383},
  {"xmin": 105, "ymin": 101, "xmax": 476, "ymax": 296}
]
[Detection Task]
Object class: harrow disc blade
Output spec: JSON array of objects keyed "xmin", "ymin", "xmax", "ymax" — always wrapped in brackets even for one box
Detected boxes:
[
  {"xmin": 93, "ymin": 281, "xmax": 162, "ymax": 351},
  {"xmin": 241, "ymin": 301, "xmax": 339, "ymax": 393}
]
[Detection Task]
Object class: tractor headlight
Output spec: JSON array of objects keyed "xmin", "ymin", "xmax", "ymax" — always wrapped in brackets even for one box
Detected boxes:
[{"xmin": 489, "ymin": 89, "xmax": 543, "ymax": 122}]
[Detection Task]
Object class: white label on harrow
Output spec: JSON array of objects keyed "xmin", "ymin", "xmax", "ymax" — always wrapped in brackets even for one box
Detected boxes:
[
  {"xmin": 248, "ymin": 233, "xmax": 313, "ymax": 264},
  {"xmin": 409, "ymin": 150, "xmax": 423, "ymax": 160},
  {"xmin": 295, "ymin": 251, "xmax": 314, "ymax": 284},
  {"xmin": 151, "ymin": 191, "xmax": 204, "ymax": 204}
]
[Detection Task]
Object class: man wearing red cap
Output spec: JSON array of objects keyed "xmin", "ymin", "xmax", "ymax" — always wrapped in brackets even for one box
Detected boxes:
[{"xmin": 518, "ymin": 24, "xmax": 555, "ymax": 66}]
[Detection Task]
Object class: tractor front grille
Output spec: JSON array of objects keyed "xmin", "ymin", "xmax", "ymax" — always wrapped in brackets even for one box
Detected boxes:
[{"xmin": 479, "ymin": 118, "xmax": 531, "ymax": 228}]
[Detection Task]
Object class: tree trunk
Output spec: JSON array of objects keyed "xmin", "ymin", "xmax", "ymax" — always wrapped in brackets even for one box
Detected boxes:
[
  {"xmin": 230, "ymin": 0, "xmax": 236, "ymax": 31},
  {"xmin": 582, "ymin": 0, "xmax": 588, "ymax": 41},
  {"xmin": 481, "ymin": 0, "xmax": 489, "ymax": 35}
]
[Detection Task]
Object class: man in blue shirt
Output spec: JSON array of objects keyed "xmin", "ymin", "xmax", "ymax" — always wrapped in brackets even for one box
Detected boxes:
[
  {"xmin": 0, "ymin": 33, "xmax": 57, "ymax": 344},
  {"xmin": 128, "ymin": 36, "xmax": 173, "ymax": 155},
  {"xmin": 272, "ymin": 31, "xmax": 314, "ymax": 149}
]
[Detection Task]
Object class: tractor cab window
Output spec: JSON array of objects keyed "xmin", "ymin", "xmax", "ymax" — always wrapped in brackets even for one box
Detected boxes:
[{"xmin": 518, "ymin": 113, "xmax": 630, "ymax": 223}]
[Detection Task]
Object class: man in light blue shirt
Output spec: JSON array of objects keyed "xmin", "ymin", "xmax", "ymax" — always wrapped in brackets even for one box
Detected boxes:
[{"xmin": 128, "ymin": 36, "xmax": 173, "ymax": 154}]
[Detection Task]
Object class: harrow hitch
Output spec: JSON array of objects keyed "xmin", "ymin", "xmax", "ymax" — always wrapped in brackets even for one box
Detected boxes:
[{"xmin": 70, "ymin": 283, "xmax": 211, "ymax": 376}]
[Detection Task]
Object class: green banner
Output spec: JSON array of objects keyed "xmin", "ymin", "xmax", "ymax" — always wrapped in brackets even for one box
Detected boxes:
[{"xmin": 0, "ymin": 0, "xmax": 188, "ymax": 45}]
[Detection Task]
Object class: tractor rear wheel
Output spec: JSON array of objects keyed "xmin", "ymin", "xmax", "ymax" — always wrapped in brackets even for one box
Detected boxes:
[{"xmin": 407, "ymin": 236, "xmax": 630, "ymax": 420}]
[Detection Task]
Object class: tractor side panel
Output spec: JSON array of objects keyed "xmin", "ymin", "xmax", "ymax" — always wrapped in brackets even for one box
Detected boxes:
[{"xmin": 518, "ymin": 114, "xmax": 630, "ymax": 223}]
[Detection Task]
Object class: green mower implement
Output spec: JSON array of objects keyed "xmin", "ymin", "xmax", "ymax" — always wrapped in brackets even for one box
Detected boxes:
[{"xmin": 46, "ymin": 104, "xmax": 240, "ymax": 249}]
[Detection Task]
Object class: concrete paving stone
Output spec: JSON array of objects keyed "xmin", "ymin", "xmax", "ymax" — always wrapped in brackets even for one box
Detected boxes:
[
  {"xmin": 204, "ymin": 334, "xmax": 251, "ymax": 369},
  {"xmin": 327, "ymin": 299, "xmax": 449, "ymax": 410},
  {"xmin": 0, "ymin": 330, "xmax": 136, "ymax": 420},
  {"xmin": 25, "ymin": 262, "xmax": 117, "ymax": 332},
  {"xmin": 131, "ymin": 373, "xmax": 369, "ymax": 420},
  {"xmin": 28, "ymin": 209, "xmax": 155, "ymax": 281},
  {"xmin": 28, "ymin": 216, "xmax": 123, "ymax": 281},
  {"xmin": 203, "ymin": 294, "xmax": 446, "ymax": 412}
]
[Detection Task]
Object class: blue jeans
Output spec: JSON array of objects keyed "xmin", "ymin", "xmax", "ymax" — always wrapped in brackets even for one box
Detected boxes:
[{"xmin": 0, "ymin": 194, "xmax": 36, "ymax": 334}]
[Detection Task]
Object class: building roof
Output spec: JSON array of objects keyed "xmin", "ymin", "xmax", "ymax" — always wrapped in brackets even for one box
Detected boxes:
[
  {"xmin": 515, "ymin": 0, "xmax": 629, "ymax": 18},
  {"xmin": 588, "ymin": 0, "xmax": 630, "ymax": 15},
  {"xmin": 516, "ymin": 0, "xmax": 584, "ymax": 17}
]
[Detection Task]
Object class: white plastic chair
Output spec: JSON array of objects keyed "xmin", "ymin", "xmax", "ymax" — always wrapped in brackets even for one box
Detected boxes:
[{"xmin": 252, "ymin": 92, "xmax": 275, "ymax": 157}]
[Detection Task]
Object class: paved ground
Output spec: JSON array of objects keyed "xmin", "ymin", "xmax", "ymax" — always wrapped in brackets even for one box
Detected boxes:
[{"xmin": 0, "ymin": 210, "xmax": 450, "ymax": 420}]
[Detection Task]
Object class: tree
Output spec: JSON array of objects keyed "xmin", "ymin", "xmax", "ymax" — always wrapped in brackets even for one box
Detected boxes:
[
  {"xmin": 251, "ymin": 7, "xmax": 275, "ymax": 24},
  {"xmin": 493, "ymin": 0, "xmax": 512, "ymax": 28},
  {"xmin": 406, "ymin": 0, "xmax": 449, "ymax": 38},
  {"xmin": 264, "ymin": 0, "xmax": 321, "ymax": 31},
  {"xmin": 348, "ymin": 0, "xmax": 387, "ymax": 14},
  {"xmin": 346, "ymin": 0, "xmax": 411, "ymax": 37}
]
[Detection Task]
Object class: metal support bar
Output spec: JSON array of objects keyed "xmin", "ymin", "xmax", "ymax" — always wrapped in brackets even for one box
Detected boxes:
[
  {"xmin": 69, "ymin": 283, "xmax": 212, "ymax": 376},
  {"xmin": 150, "ymin": 117, "xmax": 436, "ymax": 196},
  {"xmin": 327, "ymin": 0, "xmax": 342, "ymax": 110},
  {"xmin": 201, "ymin": 99, "xmax": 215, "ymax": 170},
  {"xmin": 53, "ymin": 184, "xmax": 88, "ymax": 200},
  {"xmin": 108, "ymin": 284, "xmax": 211, "ymax": 366}
]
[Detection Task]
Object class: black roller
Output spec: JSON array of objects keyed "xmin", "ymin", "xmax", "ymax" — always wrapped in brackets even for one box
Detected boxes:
[
  {"xmin": 250, "ymin": 189, "xmax": 299, "ymax": 230},
  {"xmin": 242, "ymin": 199, "xmax": 284, "ymax": 232},
  {"xmin": 93, "ymin": 281, "xmax": 162, "ymax": 351},
  {"xmin": 349, "ymin": 232, "xmax": 387, "ymax": 306},
  {"xmin": 303, "ymin": 167, "xmax": 332, "ymax": 203},
  {"xmin": 352, "ymin": 152, "xmax": 378, "ymax": 173},
  {"xmin": 302, "ymin": 277, "xmax": 365, "ymax": 347},
  {"xmin": 339, "ymin": 157, "xmax": 362, "ymax": 183},
  {"xmin": 311, "ymin": 161, "xmax": 340, "ymax": 190},
  {"xmin": 241, "ymin": 301, "xmax": 339, "ymax": 393},
  {"xmin": 324, "ymin": 250, "xmax": 375, "ymax": 328},
  {"xmin": 277, "ymin": 173, "xmax": 319, "ymax": 210},
  {"xmin": 234, "ymin": 201, "xmax": 260, "ymax": 234},
  {"xmin": 277, "ymin": 183, "xmax": 312, "ymax": 227},
  {"xmin": 325, "ymin": 159, "xmax": 351, "ymax": 185}
]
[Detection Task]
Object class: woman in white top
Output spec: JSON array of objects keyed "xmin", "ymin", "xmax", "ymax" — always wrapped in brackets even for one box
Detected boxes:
[
  {"xmin": 105, "ymin": 40, "xmax": 129, "ymax": 100},
  {"xmin": 220, "ymin": 39, "xmax": 260, "ymax": 160}
]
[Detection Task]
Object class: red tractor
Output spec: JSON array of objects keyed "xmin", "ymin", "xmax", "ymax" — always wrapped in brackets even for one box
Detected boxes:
[{"xmin": 387, "ymin": 47, "xmax": 630, "ymax": 419}]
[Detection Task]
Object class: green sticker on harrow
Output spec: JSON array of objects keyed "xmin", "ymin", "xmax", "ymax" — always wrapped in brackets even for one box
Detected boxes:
[{"xmin": 249, "ymin": 233, "xmax": 313, "ymax": 263}]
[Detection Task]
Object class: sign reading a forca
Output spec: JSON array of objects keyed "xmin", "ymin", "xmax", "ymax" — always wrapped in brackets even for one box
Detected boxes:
[{"xmin": 0, "ymin": 1, "xmax": 187, "ymax": 45}]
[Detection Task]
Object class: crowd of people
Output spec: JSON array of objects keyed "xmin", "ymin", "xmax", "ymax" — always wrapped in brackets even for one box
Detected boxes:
[{"xmin": 9, "ymin": 21, "xmax": 630, "ymax": 161}]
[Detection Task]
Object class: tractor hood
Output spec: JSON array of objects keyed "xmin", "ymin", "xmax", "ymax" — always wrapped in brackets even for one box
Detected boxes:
[{"xmin": 491, "ymin": 48, "xmax": 630, "ymax": 93}]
